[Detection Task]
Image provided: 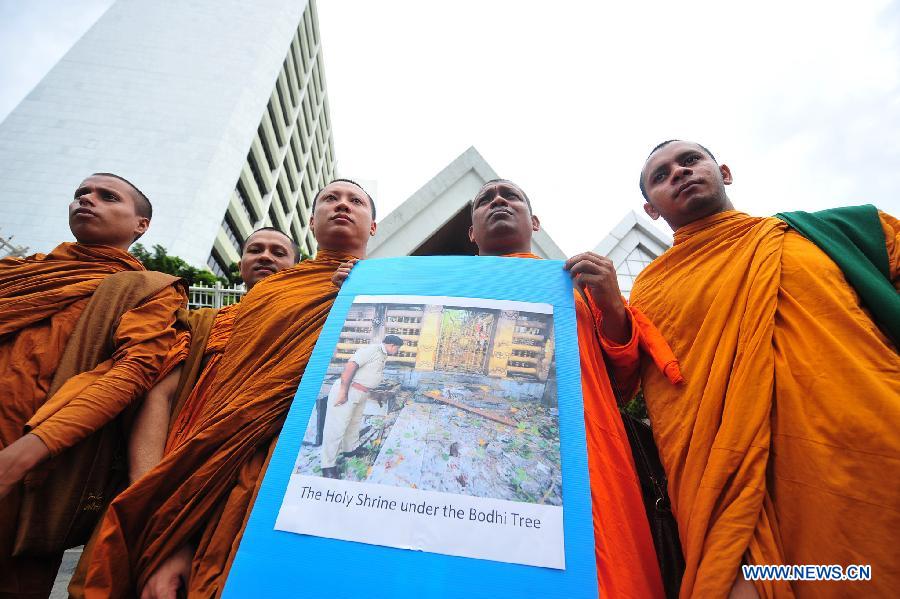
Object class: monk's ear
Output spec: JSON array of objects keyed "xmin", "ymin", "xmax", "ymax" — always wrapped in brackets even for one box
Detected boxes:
[
  {"xmin": 369, "ymin": 220, "xmax": 377, "ymax": 236},
  {"xmin": 531, "ymin": 215, "xmax": 541, "ymax": 232},
  {"xmin": 643, "ymin": 202, "xmax": 660, "ymax": 220},
  {"xmin": 720, "ymin": 164, "xmax": 733, "ymax": 185},
  {"xmin": 468, "ymin": 224, "xmax": 476, "ymax": 244},
  {"xmin": 133, "ymin": 216, "xmax": 150, "ymax": 240}
]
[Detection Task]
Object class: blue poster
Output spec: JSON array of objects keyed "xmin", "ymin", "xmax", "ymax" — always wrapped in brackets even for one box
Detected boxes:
[{"xmin": 223, "ymin": 256, "xmax": 596, "ymax": 598}]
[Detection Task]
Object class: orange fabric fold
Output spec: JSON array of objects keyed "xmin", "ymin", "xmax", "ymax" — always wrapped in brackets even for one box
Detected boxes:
[
  {"xmin": 157, "ymin": 328, "xmax": 191, "ymax": 382},
  {"xmin": 83, "ymin": 250, "xmax": 352, "ymax": 598},
  {"xmin": 504, "ymin": 252, "xmax": 677, "ymax": 598},
  {"xmin": 0, "ymin": 243, "xmax": 143, "ymax": 335},
  {"xmin": 165, "ymin": 302, "xmax": 238, "ymax": 454},
  {"xmin": 631, "ymin": 211, "xmax": 900, "ymax": 598}
]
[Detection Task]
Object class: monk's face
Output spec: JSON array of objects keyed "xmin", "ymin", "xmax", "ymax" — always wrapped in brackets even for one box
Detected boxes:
[
  {"xmin": 310, "ymin": 181, "xmax": 375, "ymax": 255},
  {"xmin": 69, "ymin": 175, "xmax": 149, "ymax": 249},
  {"xmin": 468, "ymin": 181, "xmax": 540, "ymax": 255},
  {"xmin": 641, "ymin": 141, "xmax": 733, "ymax": 230},
  {"xmin": 239, "ymin": 230, "xmax": 297, "ymax": 289}
]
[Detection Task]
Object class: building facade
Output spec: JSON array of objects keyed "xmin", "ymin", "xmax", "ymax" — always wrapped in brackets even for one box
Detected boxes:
[{"xmin": 0, "ymin": 0, "xmax": 334, "ymax": 272}]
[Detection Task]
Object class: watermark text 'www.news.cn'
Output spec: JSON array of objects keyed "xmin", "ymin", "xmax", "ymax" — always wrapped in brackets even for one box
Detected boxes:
[{"xmin": 742, "ymin": 564, "xmax": 871, "ymax": 582}]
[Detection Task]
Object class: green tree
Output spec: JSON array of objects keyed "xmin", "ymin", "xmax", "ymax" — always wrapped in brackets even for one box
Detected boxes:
[
  {"xmin": 622, "ymin": 389, "xmax": 649, "ymax": 420},
  {"xmin": 131, "ymin": 243, "xmax": 225, "ymax": 286}
]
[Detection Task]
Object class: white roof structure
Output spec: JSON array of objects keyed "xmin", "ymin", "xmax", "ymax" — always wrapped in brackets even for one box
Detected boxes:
[
  {"xmin": 368, "ymin": 147, "xmax": 672, "ymax": 296},
  {"xmin": 593, "ymin": 210, "xmax": 673, "ymax": 297},
  {"xmin": 367, "ymin": 147, "xmax": 566, "ymax": 260}
]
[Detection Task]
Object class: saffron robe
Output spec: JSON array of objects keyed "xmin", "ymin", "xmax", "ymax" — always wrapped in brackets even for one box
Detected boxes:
[
  {"xmin": 68, "ymin": 305, "xmax": 228, "ymax": 598},
  {"xmin": 630, "ymin": 210, "xmax": 900, "ymax": 598},
  {"xmin": 508, "ymin": 253, "xmax": 682, "ymax": 598},
  {"xmin": 0, "ymin": 243, "xmax": 185, "ymax": 598},
  {"xmin": 83, "ymin": 250, "xmax": 352, "ymax": 598},
  {"xmin": 166, "ymin": 303, "xmax": 238, "ymax": 452}
]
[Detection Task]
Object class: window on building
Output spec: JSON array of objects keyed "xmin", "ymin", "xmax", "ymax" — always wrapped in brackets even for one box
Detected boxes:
[
  {"xmin": 269, "ymin": 206, "xmax": 283, "ymax": 231},
  {"xmin": 276, "ymin": 82, "xmax": 291, "ymax": 128},
  {"xmin": 265, "ymin": 104, "xmax": 283, "ymax": 149},
  {"xmin": 276, "ymin": 181, "xmax": 291, "ymax": 216},
  {"xmin": 236, "ymin": 179, "xmax": 258, "ymax": 224},
  {"xmin": 248, "ymin": 151, "xmax": 269, "ymax": 195},
  {"xmin": 221, "ymin": 214, "xmax": 243, "ymax": 255},
  {"xmin": 207, "ymin": 250, "xmax": 227, "ymax": 279}
]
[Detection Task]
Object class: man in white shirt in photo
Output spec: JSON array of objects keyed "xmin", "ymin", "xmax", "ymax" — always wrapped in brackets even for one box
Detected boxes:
[{"xmin": 320, "ymin": 335, "xmax": 403, "ymax": 479}]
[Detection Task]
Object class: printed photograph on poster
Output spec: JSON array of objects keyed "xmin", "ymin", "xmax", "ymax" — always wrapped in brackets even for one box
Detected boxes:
[
  {"xmin": 295, "ymin": 295, "xmax": 561, "ymax": 504},
  {"xmin": 276, "ymin": 294, "xmax": 566, "ymax": 569}
]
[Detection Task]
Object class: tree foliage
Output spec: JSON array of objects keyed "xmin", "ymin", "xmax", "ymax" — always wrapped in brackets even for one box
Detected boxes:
[
  {"xmin": 131, "ymin": 243, "xmax": 224, "ymax": 286},
  {"xmin": 622, "ymin": 389, "xmax": 649, "ymax": 421}
]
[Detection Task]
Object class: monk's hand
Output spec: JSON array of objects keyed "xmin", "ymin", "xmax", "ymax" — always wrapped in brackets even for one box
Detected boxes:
[
  {"xmin": 332, "ymin": 258, "xmax": 359, "ymax": 289},
  {"xmin": 141, "ymin": 544, "xmax": 193, "ymax": 599},
  {"xmin": 564, "ymin": 252, "xmax": 631, "ymax": 344},
  {"xmin": 0, "ymin": 433, "xmax": 51, "ymax": 500}
]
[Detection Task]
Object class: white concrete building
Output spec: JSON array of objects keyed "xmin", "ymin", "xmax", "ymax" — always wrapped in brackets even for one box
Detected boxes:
[
  {"xmin": 369, "ymin": 147, "xmax": 671, "ymax": 294},
  {"xmin": 0, "ymin": 0, "xmax": 334, "ymax": 275}
]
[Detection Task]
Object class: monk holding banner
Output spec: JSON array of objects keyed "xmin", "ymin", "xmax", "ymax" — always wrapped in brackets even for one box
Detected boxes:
[
  {"xmin": 0, "ymin": 173, "xmax": 186, "ymax": 598},
  {"xmin": 467, "ymin": 179, "xmax": 684, "ymax": 599},
  {"xmin": 634, "ymin": 140, "xmax": 900, "ymax": 598},
  {"xmin": 82, "ymin": 180, "xmax": 377, "ymax": 599}
]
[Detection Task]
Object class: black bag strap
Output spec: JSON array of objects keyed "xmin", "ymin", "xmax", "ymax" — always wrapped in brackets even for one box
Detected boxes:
[{"xmin": 574, "ymin": 286, "xmax": 669, "ymax": 509}]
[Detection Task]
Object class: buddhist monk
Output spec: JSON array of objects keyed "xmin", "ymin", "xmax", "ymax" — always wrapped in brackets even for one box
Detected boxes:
[
  {"xmin": 128, "ymin": 226, "xmax": 301, "ymax": 482},
  {"xmin": 467, "ymin": 179, "xmax": 684, "ymax": 598},
  {"xmin": 81, "ymin": 179, "xmax": 376, "ymax": 599},
  {"xmin": 634, "ymin": 140, "xmax": 900, "ymax": 598},
  {"xmin": 0, "ymin": 173, "xmax": 186, "ymax": 598},
  {"xmin": 67, "ymin": 227, "xmax": 300, "ymax": 598}
]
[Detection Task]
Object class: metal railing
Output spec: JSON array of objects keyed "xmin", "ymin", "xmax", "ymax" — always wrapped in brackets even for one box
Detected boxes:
[
  {"xmin": 188, "ymin": 282, "xmax": 247, "ymax": 309},
  {"xmin": 0, "ymin": 230, "xmax": 28, "ymax": 259}
]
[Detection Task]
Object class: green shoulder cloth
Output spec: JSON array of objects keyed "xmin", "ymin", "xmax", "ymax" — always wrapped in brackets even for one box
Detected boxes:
[{"xmin": 776, "ymin": 204, "xmax": 899, "ymax": 346}]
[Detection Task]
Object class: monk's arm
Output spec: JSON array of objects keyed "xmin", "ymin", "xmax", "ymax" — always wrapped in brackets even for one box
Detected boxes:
[
  {"xmin": 585, "ymin": 295, "xmax": 642, "ymax": 400},
  {"xmin": 141, "ymin": 542, "xmax": 194, "ymax": 599},
  {"xmin": 27, "ymin": 285, "xmax": 185, "ymax": 456},
  {"xmin": 129, "ymin": 366, "xmax": 182, "ymax": 483},
  {"xmin": 0, "ymin": 434, "xmax": 50, "ymax": 499},
  {"xmin": 879, "ymin": 210, "xmax": 900, "ymax": 290},
  {"xmin": 564, "ymin": 252, "xmax": 632, "ymax": 343}
]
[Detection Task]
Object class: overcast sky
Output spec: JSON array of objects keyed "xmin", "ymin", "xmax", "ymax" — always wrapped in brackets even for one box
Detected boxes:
[{"xmin": 2, "ymin": 0, "xmax": 899, "ymax": 254}]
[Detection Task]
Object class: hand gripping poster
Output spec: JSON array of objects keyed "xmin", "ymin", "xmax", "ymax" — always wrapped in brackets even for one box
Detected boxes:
[{"xmin": 223, "ymin": 257, "xmax": 597, "ymax": 598}]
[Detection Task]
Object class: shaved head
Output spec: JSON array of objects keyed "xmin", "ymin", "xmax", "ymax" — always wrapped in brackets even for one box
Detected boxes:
[
  {"xmin": 312, "ymin": 178, "xmax": 375, "ymax": 220},
  {"xmin": 241, "ymin": 226, "xmax": 300, "ymax": 263},
  {"xmin": 91, "ymin": 172, "xmax": 152, "ymax": 219},
  {"xmin": 639, "ymin": 141, "xmax": 717, "ymax": 201}
]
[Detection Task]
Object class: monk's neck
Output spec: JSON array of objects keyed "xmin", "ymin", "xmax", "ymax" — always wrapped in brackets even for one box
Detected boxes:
[
  {"xmin": 314, "ymin": 246, "xmax": 365, "ymax": 261},
  {"xmin": 673, "ymin": 209, "xmax": 746, "ymax": 244},
  {"xmin": 76, "ymin": 241, "xmax": 133, "ymax": 254},
  {"xmin": 478, "ymin": 244, "xmax": 533, "ymax": 257}
]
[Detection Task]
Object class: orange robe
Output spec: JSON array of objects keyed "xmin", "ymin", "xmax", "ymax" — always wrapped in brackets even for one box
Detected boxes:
[
  {"xmin": 83, "ymin": 250, "xmax": 352, "ymax": 598},
  {"xmin": 507, "ymin": 253, "xmax": 682, "ymax": 598},
  {"xmin": 0, "ymin": 243, "xmax": 185, "ymax": 598},
  {"xmin": 631, "ymin": 211, "xmax": 900, "ymax": 598},
  {"xmin": 165, "ymin": 302, "xmax": 238, "ymax": 453}
]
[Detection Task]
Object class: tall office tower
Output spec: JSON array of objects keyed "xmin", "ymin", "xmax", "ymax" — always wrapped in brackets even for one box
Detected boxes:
[{"xmin": 0, "ymin": 0, "xmax": 335, "ymax": 273}]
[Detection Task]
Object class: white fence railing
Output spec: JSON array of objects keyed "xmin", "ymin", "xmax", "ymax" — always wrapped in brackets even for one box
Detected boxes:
[{"xmin": 188, "ymin": 282, "xmax": 247, "ymax": 309}]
